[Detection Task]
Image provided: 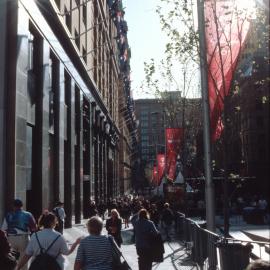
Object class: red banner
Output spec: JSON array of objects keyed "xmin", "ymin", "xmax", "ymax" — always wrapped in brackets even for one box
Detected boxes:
[
  {"xmin": 165, "ymin": 128, "xmax": 184, "ymax": 181},
  {"xmin": 152, "ymin": 165, "xmax": 158, "ymax": 185},
  {"xmin": 157, "ymin": 154, "xmax": 166, "ymax": 185},
  {"xmin": 205, "ymin": 1, "xmax": 250, "ymax": 141}
]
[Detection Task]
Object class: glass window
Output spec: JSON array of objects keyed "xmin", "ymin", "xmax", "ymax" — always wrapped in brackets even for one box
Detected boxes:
[
  {"xmin": 141, "ymin": 129, "xmax": 148, "ymax": 134},
  {"xmin": 141, "ymin": 141, "xmax": 148, "ymax": 147},
  {"xmin": 141, "ymin": 122, "xmax": 148, "ymax": 127},
  {"xmin": 65, "ymin": 7, "xmax": 71, "ymax": 32},
  {"xmin": 75, "ymin": 29, "xmax": 80, "ymax": 49},
  {"xmin": 142, "ymin": 149, "xmax": 148, "ymax": 154},
  {"xmin": 141, "ymin": 135, "xmax": 148, "ymax": 141},
  {"xmin": 83, "ymin": 2, "xmax": 87, "ymax": 24},
  {"xmin": 140, "ymin": 115, "xmax": 148, "ymax": 121},
  {"xmin": 140, "ymin": 111, "xmax": 148, "ymax": 117},
  {"xmin": 82, "ymin": 46, "xmax": 87, "ymax": 63}
]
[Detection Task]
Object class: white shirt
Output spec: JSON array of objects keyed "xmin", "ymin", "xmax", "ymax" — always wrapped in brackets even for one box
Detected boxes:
[{"xmin": 26, "ymin": 228, "xmax": 69, "ymax": 269}]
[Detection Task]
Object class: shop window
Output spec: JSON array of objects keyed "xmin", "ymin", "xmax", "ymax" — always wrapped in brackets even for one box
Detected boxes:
[{"xmin": 82, "ymin": 1, "xmax": 87, "ymax": 24}]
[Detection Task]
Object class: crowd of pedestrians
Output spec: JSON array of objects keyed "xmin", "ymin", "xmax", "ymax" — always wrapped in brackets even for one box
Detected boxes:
[
  {"xmin": 0, "ymin": 195, "xmax": 179, "ymax": 270},
  {"xmin": 1, "ymin": 195, "xmax": 269, "ymax": 270}
]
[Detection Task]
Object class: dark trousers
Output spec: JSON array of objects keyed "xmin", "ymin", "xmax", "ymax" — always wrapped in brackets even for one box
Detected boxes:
[{"xmin": 137, "ymin": 248, "xmax": 153, "ymax": 270}]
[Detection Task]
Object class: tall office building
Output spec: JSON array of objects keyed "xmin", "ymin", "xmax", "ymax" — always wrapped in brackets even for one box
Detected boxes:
[
  {"xmin": 134, "ymin": 93, "xmax": 202, "ymax": 186},
  {"xmin": 0, "ymin": 0, "xmax": 137, "ymax": 225}
]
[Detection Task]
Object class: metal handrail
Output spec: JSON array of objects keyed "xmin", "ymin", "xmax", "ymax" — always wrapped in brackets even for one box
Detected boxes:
[{"xmin": 175, "ymin": 212, "xmax": 269, "ymax": 270}]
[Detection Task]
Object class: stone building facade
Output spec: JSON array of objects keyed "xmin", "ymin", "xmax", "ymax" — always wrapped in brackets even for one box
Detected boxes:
[{"xmin": 0, "ymin": 0, "xmax": 136, "ymax": 225}]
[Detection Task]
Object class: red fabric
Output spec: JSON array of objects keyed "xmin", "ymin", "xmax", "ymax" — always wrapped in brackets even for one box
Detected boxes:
[
  {"xmin": 165, "ymin": 128, "xmax": 184, "ymax": 181},
  {"xmin": 157, "ymin": 154, "xmax": 166, "ymax": 185},
  {"xmin": 205, "ymin": 1, "xmax": 250, "ymax": 141}
]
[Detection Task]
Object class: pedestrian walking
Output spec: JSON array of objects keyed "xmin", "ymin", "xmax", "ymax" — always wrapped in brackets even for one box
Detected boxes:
[
  {"xmin": 121, "ymin": 202, "xmax": 131, "ymax": 228},
  {"xmin": 16, "ymin": 212, "xmax": 81, "ymax": 270},
  {"xmin": 134, "ymin": 208, "xmax": 159, "ymax": 270},
  {"xmin": 106, "ymin": 209, "xmax": 123, "ymax": 247},
  {"xmin": 88, "ymin": 200, "xmax": 98, "ymax": 218},
  {"xmin": 161, "ymin": 203, "xmax": 174, "ymax": 241},
  {"xmin": 149, "ymin": 204, "xmax": 160, "ymax": 227},
  {"xmin": 53, "ymin": 201, "xmax": 66, "ymax": 234},
  {"xmin": 97, "ymin": 200, "xmax": 107, "ymax": 219},
  {"xmin": 1, "ymin": 199, "xmax": 37, "ymax": 270},
  {"xmin": 130, "ymin": 204, "xmax": 142, "ymax": 243},
  {"xmin": 74, "ymin": 216, "xmax": 114, "ymax": 270}
]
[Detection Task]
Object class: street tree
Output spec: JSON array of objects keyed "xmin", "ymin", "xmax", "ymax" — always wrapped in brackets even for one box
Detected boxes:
[{"xmin": 142, "ymin": 0, "xmax": 269, "ymax": 235}]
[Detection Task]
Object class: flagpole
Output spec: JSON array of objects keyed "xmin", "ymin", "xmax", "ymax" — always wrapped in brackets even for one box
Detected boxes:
[{"xmin": 197, "ymin": 0, "xmax": 215, "ymax": 232}]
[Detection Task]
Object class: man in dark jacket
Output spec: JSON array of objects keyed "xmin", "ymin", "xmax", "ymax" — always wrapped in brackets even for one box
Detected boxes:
[{"xmin": 134, "ymin": 209, "xmax": 159, "ymax": 270}]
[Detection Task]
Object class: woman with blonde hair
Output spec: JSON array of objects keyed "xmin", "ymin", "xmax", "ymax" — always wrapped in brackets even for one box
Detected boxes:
[{"xmin": 105, "ymin": 209, "xmax": 123, "ymax": 247}]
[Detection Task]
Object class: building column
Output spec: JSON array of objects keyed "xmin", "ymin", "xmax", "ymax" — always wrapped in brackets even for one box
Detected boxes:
[
  {"xmin": 40, "ymin": 41, "xmax": 51, "ymax": 209},
  {"xmin": 82, "ymin": 97, "xmax": 91, "ymax": 218},
  {"xmin": 63, "ymin": 73, "xmax": 75, "ymax": 228},
  {"xmin": 58, "ymin": 63, "xmax": 65, "ymax": 203},
  {"xmin": 74, "ymin": 87, "xmax": 82, "ymax": 224},
  {"xmin": 0, "ymin": 0, "xmax": 7, "ymax": 221},
  {"xmin": 93, "ymin": 109, "xmax": 100, "ymax": 203},
  {"xmin": 104, "ymin": 134, "xmax": 108, "ymax": 202}
]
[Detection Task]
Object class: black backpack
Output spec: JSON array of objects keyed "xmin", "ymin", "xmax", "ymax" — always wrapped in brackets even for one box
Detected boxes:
[{"xmin": 29, "ymin": 233, "xmax": 61, "ymax": 270}]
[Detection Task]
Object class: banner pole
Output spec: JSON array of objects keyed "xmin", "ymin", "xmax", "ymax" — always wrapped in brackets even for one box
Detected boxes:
[{"xmin": 197, "ymin": 0, "xmax": 215, "ymax": 232}]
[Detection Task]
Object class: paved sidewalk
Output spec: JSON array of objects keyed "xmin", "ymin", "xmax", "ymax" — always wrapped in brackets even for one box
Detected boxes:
[{"xmin": 63, "ymin": 220, "xmax": 198, "ymax": 270}]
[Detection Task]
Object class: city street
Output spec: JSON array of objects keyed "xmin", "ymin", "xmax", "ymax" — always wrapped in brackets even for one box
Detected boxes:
[{"xmin": 0, "ymin": 0, "xmax": 269, "ymax": 269}]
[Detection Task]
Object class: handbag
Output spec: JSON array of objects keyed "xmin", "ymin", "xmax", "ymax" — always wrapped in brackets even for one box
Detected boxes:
[{"xmin": 108, "ymin": 236, "xmax": 132, "ymax": 270}]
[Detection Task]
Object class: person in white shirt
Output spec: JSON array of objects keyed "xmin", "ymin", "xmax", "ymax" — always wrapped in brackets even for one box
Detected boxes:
[{"xmin": 16, "ymin": 212, "xmax": 80, "ymax": 270}]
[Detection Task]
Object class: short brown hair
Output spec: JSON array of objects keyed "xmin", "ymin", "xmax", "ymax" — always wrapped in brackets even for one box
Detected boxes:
[
  {"xmin": 38, "ymin": 212, "xmax": 57, "ymax": 229},
  {"xmin": 87, "ymin": 216, "xmax": 103, "ymax": 235}
]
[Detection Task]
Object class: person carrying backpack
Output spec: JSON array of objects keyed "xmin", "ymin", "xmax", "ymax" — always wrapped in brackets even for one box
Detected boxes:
[
  {"xmin": 16, "ymin": 212, "xmax": 81, "ymax": 270},
  {"xmin": 53, "ymin": 201, "xmax": 66, "ymax": 234}
]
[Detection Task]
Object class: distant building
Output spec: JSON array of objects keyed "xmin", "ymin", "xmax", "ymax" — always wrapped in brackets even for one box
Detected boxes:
[{"xmin": 134, "ymin": 92, "xmax": 202, "ymax": 185}]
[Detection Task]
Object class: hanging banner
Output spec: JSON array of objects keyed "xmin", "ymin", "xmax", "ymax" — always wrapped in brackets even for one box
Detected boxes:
[
  {"xmin": 157, "ymin": 154, "xmax": 166, "ymax": 185},
  {"xmin": 205, "ymin": 1, "xmax": 250, "ymax": 141},
  {"xmin": 165, "ymin": 128, "xmax": 184, "ymax": 181}
]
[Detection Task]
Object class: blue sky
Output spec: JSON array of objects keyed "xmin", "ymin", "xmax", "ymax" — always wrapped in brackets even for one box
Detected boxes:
[{"xmin": 122, "ymin": 0, "xmax": 167, "ymax": 99}]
